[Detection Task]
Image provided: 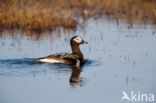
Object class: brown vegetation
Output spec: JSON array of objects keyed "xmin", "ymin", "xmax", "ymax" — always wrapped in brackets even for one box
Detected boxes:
[{"xmin": 0, "ymin": 0, "xmax": 156, "ymax": 33}]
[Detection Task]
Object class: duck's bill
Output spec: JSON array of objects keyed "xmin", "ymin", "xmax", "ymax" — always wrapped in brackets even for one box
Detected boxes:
[{"xmin": 82, "ymin": 40, "xmax": 88, "ymax": 44}]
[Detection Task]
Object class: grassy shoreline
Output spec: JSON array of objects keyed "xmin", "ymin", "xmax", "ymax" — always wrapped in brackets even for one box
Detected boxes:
[{"xmin": 0, "ymin": 0, "xmax": 156, "ymax": 33}]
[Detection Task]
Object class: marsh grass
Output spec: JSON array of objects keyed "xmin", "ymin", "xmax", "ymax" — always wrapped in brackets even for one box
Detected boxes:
[{"xmin": 0, "ymin": 0, "xmax": 156, "ymax": 34}]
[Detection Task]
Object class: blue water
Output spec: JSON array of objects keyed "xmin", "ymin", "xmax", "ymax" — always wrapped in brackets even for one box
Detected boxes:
[
  {"xmin": 0, "ymin": 18, "xmax": 156, "ymax": 103},
  {"xmin": 0, "ymin": 58, "xmax": 100, "ymax": 77}
]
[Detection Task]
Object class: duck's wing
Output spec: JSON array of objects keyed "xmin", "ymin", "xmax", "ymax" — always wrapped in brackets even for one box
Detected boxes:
[{"xmin": 34, "ymin": 53, "xmax": 79, "ymax": 64}]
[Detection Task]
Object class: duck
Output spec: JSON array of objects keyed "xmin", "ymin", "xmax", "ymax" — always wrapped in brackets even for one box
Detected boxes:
[{"xmin": 31, "ymin": 36, "xmax": 88, "ymax": 67}]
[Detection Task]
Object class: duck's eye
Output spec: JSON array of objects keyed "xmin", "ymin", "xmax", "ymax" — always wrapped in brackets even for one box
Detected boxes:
[{"xmin": 73, "ymin": 37, "xmax": 82, "ymax": 43}]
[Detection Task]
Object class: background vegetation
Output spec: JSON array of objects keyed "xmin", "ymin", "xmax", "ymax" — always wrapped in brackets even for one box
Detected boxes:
[{"xmin": 0, "ymin": 0, "xmax": 156, "ymax": 32}]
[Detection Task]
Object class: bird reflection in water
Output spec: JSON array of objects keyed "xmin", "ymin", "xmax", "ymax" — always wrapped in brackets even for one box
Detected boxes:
[
  {"xmin": 53, "ymin": 63, "xmax": 84, "ymax": 87},
  {"xmin": 29, "ymin": 60, "xmax": 84, "ymax": 87},
  {"xmin": 69, "ymin": 65, "xmax": 84, "ymax": 88},
  {"xmin": 70, "ymin": 65, "xmax": 81, "ymax": 83}
]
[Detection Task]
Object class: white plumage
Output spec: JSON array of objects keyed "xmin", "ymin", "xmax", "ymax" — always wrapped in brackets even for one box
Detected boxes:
[
  {"xmin": 73, "ymin": 36, "xmax": 82, "ymax": 43},
  {"xmin": 38, "ymin": 59, "xmax": 63, "ymax": 63}
]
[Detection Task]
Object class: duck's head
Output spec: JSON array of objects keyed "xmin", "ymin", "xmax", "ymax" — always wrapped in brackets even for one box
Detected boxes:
[{"xmin": 70, "ymin": 36, "xmax": 88, "ymax": 46}]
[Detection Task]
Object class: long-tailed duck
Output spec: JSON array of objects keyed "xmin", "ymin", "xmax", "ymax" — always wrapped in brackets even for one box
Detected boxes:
[{"xmin": 31, "ymin": 36, "xmax": 88, "ymax": 66}]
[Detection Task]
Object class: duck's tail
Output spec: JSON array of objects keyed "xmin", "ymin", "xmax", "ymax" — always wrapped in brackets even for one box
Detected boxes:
[{"xmin": 25, "ymin": 58, "xmax": 40, "ymax": 61}]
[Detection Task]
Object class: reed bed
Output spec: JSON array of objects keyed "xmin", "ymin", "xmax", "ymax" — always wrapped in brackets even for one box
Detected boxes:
[{"xmin": 0, "ymin": 0, "xmax": 156, "ymax": 33}]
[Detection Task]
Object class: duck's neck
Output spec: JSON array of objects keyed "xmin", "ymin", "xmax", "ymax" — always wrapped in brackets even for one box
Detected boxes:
[{"xmin": 71, "ymin": 44, "xmax": 83, "ymax": 61}]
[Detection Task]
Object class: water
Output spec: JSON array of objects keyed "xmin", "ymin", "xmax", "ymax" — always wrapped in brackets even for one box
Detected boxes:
[{"xmin": 0, "ymin": 18, "xmax": 156, "ymax": 103}]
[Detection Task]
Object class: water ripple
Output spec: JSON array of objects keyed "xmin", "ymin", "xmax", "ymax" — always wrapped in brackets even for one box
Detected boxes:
[{"xmin": 0, "ymin": 59, "xmax": 100, "ymax": 77}]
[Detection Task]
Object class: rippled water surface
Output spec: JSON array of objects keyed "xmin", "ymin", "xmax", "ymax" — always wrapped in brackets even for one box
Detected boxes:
[{"xmin": 0, "ymin": 18, "xmax": 156, "ymax": 103}]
